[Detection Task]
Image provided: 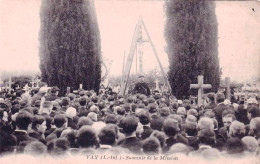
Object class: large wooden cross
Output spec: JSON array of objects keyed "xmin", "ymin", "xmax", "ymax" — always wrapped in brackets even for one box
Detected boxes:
[
  {"xmin": 222, "ymin": 77, "xmax": 231, "ymax": 100},
  {"xmin": 190, "ymin": 75, "xmax": 212, "ymax": 106}
]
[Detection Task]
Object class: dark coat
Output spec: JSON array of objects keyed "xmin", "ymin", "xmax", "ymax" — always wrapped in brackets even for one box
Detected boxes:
[
  {"xmin": 0, "ymin": 129, "xmax": 17, "ymax": 154},
  {"xmin": 45, "ymin": 94, "xmax": 59, "ymax": 101},
  {"xmin": 213, "ymin": 103, "xmax": 228, "ymax": 127},
  {"xmin": 150, "ymin": 115, "xmax": 164, "ymax": 131},
  {"xmin": 133, "ymin": 82, "xmax": 151, "ymax": 96},
  {"xmin": 29, "ymin": 131, "xmax": 46, "ymax": 145},
  {"xmin": 46, "ymin": 127, "xmax": 66, "ymax": 142},
  {"xmin": 12, "ymin": 130, "xmax": 36, "ymax": 152},
  {"xmin": 205, "ymin": 102, "xmax": 217, "ymax": 110},
  {"xmin": 141, "ymin": 125, "xmax": 153, "ymax": 140},
  {"xmin": 67, "ymin": 117, "xmax": 77, "ymax": 129},
  {"xmin": 30, "ymin": 94, "xmax": 43, "ymax": 106},
  {"xmin": 163, "ymin": 134, "xmax": 189, "ymax": 153},
  {"xmin": 118, "ymin": 136, "xmax": 142, "ymax": 154},
  {"xmin": 185, "ymin": 135, "xmax": 199, "ymax": 150},
  {"xmin": 191, "ymin": 145, "xmax": 212, "ymax": 157},
  {"xmin": 235, "ymin": 105, "xmax": 250, "ymax": 125},
  {"xmin": 44, "ymin": 127, "xmax": 55, "ymax": 138},
  {"xmin": 216, "ymin": 127, "xmax": 229, "ymax": 151}
]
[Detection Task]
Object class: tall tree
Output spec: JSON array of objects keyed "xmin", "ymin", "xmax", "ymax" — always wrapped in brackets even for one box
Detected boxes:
[
  {"xmin": 165, "ymin": 0, "xmax": 220, "ymax": 99},
  {"xmin": 39, "ymin": 0, "xmax": 101, "ymax": 95}
]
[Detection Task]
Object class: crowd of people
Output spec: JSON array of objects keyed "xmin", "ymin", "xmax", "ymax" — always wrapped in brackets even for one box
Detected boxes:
[{"xmin": 0, "ymin": 84, "xmax": 260, "ymax": 160}]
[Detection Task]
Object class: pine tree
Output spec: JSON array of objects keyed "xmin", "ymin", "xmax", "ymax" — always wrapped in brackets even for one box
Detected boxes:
[
  {"xmin": 39, "ymin": 0, "xmax": 101, "ymax": 95},
  {"xmin": 165, "ymin": 0, "xmax": 220, "ymax": 99}
]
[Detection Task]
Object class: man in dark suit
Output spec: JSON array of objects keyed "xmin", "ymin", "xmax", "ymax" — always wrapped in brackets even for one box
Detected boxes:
[
  {"xmin": 60, "ymin": 97, "xmax": 70, "ymax": 112},
  {"xmin": 46, "ymin": 114, "xmax": 67, "ymax": 142},
  {"xmin": 66, "ymin": 107, "xmax": 77, "ymax": 129},
  {"xmin": 45, "ymin": 86, "xmax": 59, "ymax": 101},
  {"xmin": 97, "ymin": 125, "xmax": 117, "ymax": 153},
  {"xmin": 213, "ymin": 93, "xmax": 229, "ymax": 128},
  {"xmin": 138, "ymin": 110, "xmax": 153, "ymax": 139},
  {"xmin": 216, "ymin": 114, "xmax": 236, "ymax": 150},
  {"xmin": 163, "ymin": 119, "xmax": 188, "ymax": 153},
  {"xmin": 132, "ymin": 75, "xmax": 151, "ymax": 96},
  {"xmin": 12, "ymin": 111, "xmax": 36, "ymax": 152},
  {"xmin": 184, "ymin": 117, "xmax": 199, "ymax": 150},
  {"xmin": 191, "ymin": 129, "xmax": 216, "ymax": 157},
  {"xmin": 205, "ymin": 92, "xmax": 217, "ymax": 110},
  {"xmin": 118, "ymin": 116, "xmax": 142, "ymax": 154},
  {"xmin": 29, "ymin": 115, "xmax": 47, "ymax": 145},
  {"xmin": 148, "ymin": 103, "xmax": 164, "ymax": 131}
]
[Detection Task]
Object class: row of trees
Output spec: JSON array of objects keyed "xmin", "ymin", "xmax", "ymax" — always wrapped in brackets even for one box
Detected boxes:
[{"xmin": 39, "ymin": 0, "xmax": 220, "ymax": 98}]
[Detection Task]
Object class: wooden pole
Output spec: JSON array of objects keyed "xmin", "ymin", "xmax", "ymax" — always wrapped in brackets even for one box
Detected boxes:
[
  {"xmin": 119, "ymin": 18, "xmax": 142, "ymax": 95},
  {"xmin": 141, "ymin": 19, "xmax": 172, "ymax": 94}
]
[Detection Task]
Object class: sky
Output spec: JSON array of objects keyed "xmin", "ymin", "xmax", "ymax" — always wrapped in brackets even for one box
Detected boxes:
[{"xmin": 0, "ymin": 0, "xmax": 259, "ymax": 83}]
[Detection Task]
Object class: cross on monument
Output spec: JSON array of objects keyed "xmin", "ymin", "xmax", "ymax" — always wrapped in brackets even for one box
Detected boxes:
[
  {"xmin": 155, "ymin": 79, "xmax": 160, "ymax": 91},
  {"xmin": 67, "ymin": 87, "xmax": 71, "ymax": 94},
  {"xmin": 0, "ymin": 79, "xmax": 4, "ymax": 91},
  {"xmin": 222, "ymin": 77, "xmax": 231, "ymax": 100},
  {"xmin": 8, "ymin": 77, "xmax": 14, "ymax": 94},
  {"xmin": 190, "ymin": 75, "xmax": 212, "ymax": 106}
]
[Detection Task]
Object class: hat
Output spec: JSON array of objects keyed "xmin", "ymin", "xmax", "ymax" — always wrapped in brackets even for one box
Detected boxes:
[
  {"xmin": 138, "ymin": 74, "xmax": 144, "ymax": 78},
  {"xmin": 224, "ymin": 99, "xmax": 231, "ymax": 105},
  {"xmin": 247, "ymin": 98, "xmax": 258, "ymax": 104},
  {"xmin": 177, "ymin": 100, "xmax": 183, "ymax": 105},
  {"xmin": 87, "ymin": 112, "xmax": 98, "ymax": 122},
  {"xmin": 216, "ymin": 93, "xmax": 225, "ymax": 101},
  {"xmin": 89, "ymin": 105, "xmax": 99, "ymax": 113},
  {"xmin": 177, "ymin": 107, "xmax": 186, "ymax": 116},
  {"xmin": 207, "ymin": 92, "xmax": 215, "ymax": 99},
  {"xmin": 148, "ymin": 103, "xmax": 158, "ymax": 113},
  {"xmin": 0, "ymin": 98, "xmax": 5, "ymax": 103},
  {"xmin": 51, "ymin": 101, "xmax": 59, "ymax": 108},
  {"xmin": 51, "ymin": 86, "xmax": 60, "ymax": 93},
  {"xmin": 79, "ymin": 91, "xmax": 85, "ymax": 96},
  {"xmin": 66, "ymin": 107, "xmax": 77, "ymax": 118},
  {"xmin": 39, "ymin": 87, "xmax": 49, "ymax": 94},
  {"xmin": 92, "ymin": 122, "xmax": 106, "ymax": 134},
  {"xmin": 67, "ymin": 93, "xmax": 76, "ymax": 99},
  {"xmin": 34, "ymin": 100, "xmax": 41, "ymax": 107}
]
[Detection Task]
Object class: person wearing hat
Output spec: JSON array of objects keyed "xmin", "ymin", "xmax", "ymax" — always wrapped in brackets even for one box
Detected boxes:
[
  {"xmin": 205, "ymin": 92, "xmax": 217, "ymax": 110},
  {"xmin": 132, "ymin": 74, "xmax": 151, "ymax": 96},
  {"xmin": 45, "ymin": 86, "xmax": 60, "ymax": 101}
]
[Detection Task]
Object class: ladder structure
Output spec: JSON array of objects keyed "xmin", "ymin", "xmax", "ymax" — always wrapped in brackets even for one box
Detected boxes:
[{"xmin": 119, "ymin": 17, "xmax": 172, "ymax": 95}]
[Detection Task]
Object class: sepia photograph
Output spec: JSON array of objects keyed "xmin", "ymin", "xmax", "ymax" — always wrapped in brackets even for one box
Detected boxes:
[{"xmin": 0, "ymin": 0, "xmax": 259, "ymax": 163}]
